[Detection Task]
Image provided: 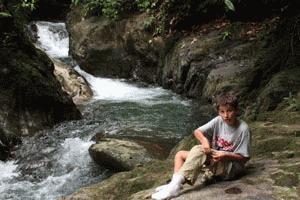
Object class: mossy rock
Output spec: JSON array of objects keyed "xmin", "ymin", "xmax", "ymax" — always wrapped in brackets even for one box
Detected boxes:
[
  {"xmin": 258, "ymin": 68, "xmax": 300, "ymax": 111},
  {"xmin": 270, "ymin": 171, "xmax": 299, "ymax": 187},
  {"xmin": 61, "ymin": 159, "xmax": 173, "ymax": 200},
  {"xmin": 253, "ymin": 136, "xmax": 295, "ymax": 156}
]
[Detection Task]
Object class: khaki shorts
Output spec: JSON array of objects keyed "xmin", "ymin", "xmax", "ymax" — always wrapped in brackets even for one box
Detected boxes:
[{"xmin": 177, "ymin": 145, "xmax": 244, "ymax": 185}]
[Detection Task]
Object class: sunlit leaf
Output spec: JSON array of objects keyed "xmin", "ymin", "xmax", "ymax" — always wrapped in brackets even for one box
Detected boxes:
[{"xmin": 225, "ymin": 0, "xmax": 235, "ymax": 11}]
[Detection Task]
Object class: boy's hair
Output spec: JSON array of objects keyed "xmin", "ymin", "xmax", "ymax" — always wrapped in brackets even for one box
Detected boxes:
[{"xmin": 215, "ymin": 93, "xmax": 238, "ymax": 110}]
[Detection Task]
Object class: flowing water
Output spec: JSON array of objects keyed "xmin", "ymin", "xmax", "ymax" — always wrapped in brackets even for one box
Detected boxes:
[{"xmin": 0, "ymin": 21, "xmax": 208, "ymax": 200}]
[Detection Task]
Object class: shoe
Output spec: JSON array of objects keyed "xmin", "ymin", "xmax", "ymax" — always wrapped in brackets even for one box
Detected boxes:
[
  {"xmin": 152, "ymin": 174, "xmax": 184, "ymax": 200},
  {"xmin": 155, "ymin": 184, "xmax": 170, "ymax": 192},
  {"xmin": 151, "ymin": 184, "xmax": 180, "ymax": 200}
]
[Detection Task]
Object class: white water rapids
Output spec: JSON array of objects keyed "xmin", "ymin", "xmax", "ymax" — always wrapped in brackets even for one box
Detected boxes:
[{"xmin": 0, "ymin": 21, "xmax": 200, "ymax": 200}]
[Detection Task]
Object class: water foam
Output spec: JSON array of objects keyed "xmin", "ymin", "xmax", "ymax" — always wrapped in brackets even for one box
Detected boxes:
[
  {"xmin": 75, "ymin": 66, "xmax": 190, "ymax": 105},
  {"xmin": 35, "ymin": 21, "xmax": 69, "ymax": 58}
]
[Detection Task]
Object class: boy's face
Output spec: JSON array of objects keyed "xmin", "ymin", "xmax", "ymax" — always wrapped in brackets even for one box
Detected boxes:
[{"xmin": 218, "ymin": 105, "xmax": 238, "ymax": 126}]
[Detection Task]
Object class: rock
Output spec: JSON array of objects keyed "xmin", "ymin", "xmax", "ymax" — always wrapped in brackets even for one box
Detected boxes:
[
  {"xmin": 60, "ymin": 159, "xmax": 172, "ymax": 200},
  {"xmin": 270, "ymin": 170, "xmax": 299, "ymax": 187},
  {"xmin": 0, "ymin": 16, "xmax": 81, "ymax": 160},
  {"xmin": 89, "ymin": 138, "xmax": 154, "ymax": 171},
  {"xmin": 52, "ymin": 58, "xmax": 93, "ymax": 104},
  {"xmin": 67, "ymin": 12, "xmax": 161, "ymax": 83},
  {"xmin": 162, "ymin": 31, "xmax": 258, "ymax": 101},
  {"xmin": 257, "ymin": 68, "xmax": 300, "ymax": 111}
]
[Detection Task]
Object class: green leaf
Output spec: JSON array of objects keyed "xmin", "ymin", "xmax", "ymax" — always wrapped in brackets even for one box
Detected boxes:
[
  {"xmin": 224, "ymin": 0, "xmax": 235, "ymax": 11},
  {"xmin": 0, "ymin": 12, "xmax": 12, "ymax": 17}
]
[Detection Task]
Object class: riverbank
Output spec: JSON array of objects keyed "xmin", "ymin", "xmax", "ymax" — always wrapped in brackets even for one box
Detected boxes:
[{"xmin": 62, "ymin": 110, "xmax": 300, "ymax": 200}]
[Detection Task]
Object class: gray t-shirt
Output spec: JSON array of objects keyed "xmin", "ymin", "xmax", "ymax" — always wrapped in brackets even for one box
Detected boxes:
[{"xmin": 197, "ymin": 116, "xmax": 251, "ymax": 179}]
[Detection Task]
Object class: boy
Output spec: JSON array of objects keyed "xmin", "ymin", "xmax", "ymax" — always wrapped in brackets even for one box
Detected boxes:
[{"xmin": 151, "ymin": 93, "xmax": 251, "ymax": 200}]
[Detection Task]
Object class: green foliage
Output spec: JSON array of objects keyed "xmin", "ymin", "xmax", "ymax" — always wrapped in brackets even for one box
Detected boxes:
[
  {"xmin": 143, "ymin": 15, "xmax": 155, "ymax": 31},
  {"xmin": 21, "ymin": 0, "xmax": 37, "ymax": 11},
  {"xmin": 222, "ymin": 30, "xmax": 232, "ymax": 40},
  {"xmin": 136, "ymin": 0, "xmax": 151, "ymax": 11},
  {"xmin": 0, "ymin": 11, "xmax": 11, "ymax": 17},
  {"xmin": 224, "ymin": 0, "xmax": 235, "ymax": 11},
  {"xmin": 284, "ymin": 92, "xmax": 300, "ymax": 111},
  {"xmin": 70, "ymin": 0, "xmax": 235, "ymax": 34},
  {"xmin": 71, "ymin": 0, "xmax": 81, "ymax": 6},
  {"xmin": 72, "ymin": 0, "xmax": 124, "ymax": 19},
  {"xmin": 72, "ymin": 0, "xmax": 157, "ymax": 19}
]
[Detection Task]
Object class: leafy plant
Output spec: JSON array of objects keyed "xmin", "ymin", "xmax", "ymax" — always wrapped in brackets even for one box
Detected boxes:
[
  {"xmin": 224, "ymin": 0, "xmax": 235, "ymax": 11},
  {"xmin": 0, "ymin": 11, "xmax": 11, "ymax": 17},
  {"xmin": 21, "ymin": 0, "xmax": 37, "ymax": 11},
  {"xmin": 136, "ymin": 0, "xmax": 151, "ymax": 11},
  {"xmin": 143, "ymin": 15, "xmax": 155, "ymax": 31},
  {"xmin": 71, "ymin": 0, "xmax": 81, "ymax": 6},
  {"xmin": 222, "ymin": 30, "xmax": 232, "ymax": 40}
]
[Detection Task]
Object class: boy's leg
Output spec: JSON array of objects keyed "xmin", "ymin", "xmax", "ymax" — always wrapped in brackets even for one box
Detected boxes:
[
  {"xmin": 177, "ymin": 145, "xmax": 207, "ymax": 185},
  {"xmin": 152, "ymin": 145, "xmax": 207, "ymax": 200},
  {"xmin": 155, "ymin": 150, "xmax": 189, "ymax": 192}
]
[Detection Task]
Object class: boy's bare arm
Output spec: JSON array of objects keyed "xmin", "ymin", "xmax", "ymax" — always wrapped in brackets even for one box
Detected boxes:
[
  {"xmin": 211, "ymin": 150, "xmax": 249, "ymax": 163},
  {"xmin": 194, "ymin": 129, "xmax": 211, "ymax": 155}
]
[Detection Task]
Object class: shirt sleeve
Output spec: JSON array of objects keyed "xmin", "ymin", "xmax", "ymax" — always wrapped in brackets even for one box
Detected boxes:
[
  {"xmin": 234, "ymin": 128, "xmax": 251, "ymax": 158},
  {"xmin": 197, "ymin": 116, "xmax": 218, "ymax": 139}
]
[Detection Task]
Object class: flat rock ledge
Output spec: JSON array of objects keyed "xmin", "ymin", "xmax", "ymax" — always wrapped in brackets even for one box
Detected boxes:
[{"xmin": 89, "ymin": 138, "xmax": 154, "ymax": 171}]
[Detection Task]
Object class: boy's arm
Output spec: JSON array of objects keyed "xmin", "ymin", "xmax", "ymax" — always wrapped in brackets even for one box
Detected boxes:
[
  {"xmin": 194, "ymin": 129, "xmax": 211, "ymax": 155},
  {"xmin": 211, "ymin": 150, "xmax": 249, "ymax": 163}
]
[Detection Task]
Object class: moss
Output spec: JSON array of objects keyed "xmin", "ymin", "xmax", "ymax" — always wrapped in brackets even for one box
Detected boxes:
[
  {"xmin": 241, "ymin": 178, "xmax": 256, "ymax": 185},
  {"xmin": 270, "ymin": 171, "xmax": 299, "ymax": 187},
  {"xmin": 256, "ymin": 110, "xmax": 300, "ymax": 124},
  {"xmin": 274, "ymin": 188, "xmax": 298, "ymax": 200},
  {"xmin": 280, "ymin": 163, "xmax": 300, "ymax": 175},
  {"xmin": 62, "ymin": 159, "xmax": 174, "ymax": 200}
]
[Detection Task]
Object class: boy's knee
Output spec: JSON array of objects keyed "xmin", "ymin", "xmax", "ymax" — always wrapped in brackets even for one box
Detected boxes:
[
  {"xmin": 175, "ymin": 151, "xmax": 188, "ymax": 160},
  {"xmin": 190, "ymin": 145, "xmax": 203, "ymax": 152}
]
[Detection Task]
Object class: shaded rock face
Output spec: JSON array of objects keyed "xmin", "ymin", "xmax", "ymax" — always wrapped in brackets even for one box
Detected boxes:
[
  {"xmin": 89, "ymin": 138, "xmax": 154, "ymax": 171},
  {"xmin": 0, "ymin": 17, "xmax": 81, "ymax": 160},
  {"xmin": 67, "ymin": 9, "xmax": 162, "ymax": 83}
]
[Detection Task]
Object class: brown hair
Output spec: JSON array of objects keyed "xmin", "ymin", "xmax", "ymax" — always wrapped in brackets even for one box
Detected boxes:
[{"xmin": 215, "ymin": 93, "xmax": 238, "ymax": 110}]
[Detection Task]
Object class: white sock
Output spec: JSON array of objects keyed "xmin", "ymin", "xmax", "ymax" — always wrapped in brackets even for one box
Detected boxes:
[
  {"xmin": 155, "ymin": 184, "xmax": 170, "ymax": 192},
  {"xmin": 152, "ymin": 174, "xmax": 185, "ymax": 200}
]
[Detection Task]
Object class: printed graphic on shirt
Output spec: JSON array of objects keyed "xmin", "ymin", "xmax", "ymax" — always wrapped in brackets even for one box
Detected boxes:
[{"xmin": 215, "ymin": 136, "xmax": 235, "ymax": 151}]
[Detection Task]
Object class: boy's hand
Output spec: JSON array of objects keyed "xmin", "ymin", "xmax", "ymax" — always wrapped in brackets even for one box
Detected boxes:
[
  {"xmin": 211, "ymin": 150, "xmax": 227, "ymax": 162},
  {"xmin": 202, "ymin": 144, "xmax": 211, "ymax": 155}
]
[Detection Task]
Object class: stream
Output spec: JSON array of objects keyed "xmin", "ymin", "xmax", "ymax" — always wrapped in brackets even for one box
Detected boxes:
[{"xmin": 0, "ymin": 21, "xmax": 208, "ymax": 200}]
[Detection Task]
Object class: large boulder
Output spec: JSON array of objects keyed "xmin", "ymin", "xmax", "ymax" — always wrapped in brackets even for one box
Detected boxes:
[
  {"xmin": 162, "ymin": 27, "xmax": 258, "ymax": 101},
  {"xmin": 256, "ymin": 68, "xmax": 300, "ymax": 111},
  {"xmin": 89, "ymin": 138, "xmax": 154, "ymax": 171},
  {"xmin": 0, "ymin": 16, "xmax": 81, "ymax": 160},
  {"xmin": 67, "ymin": 8, "xmax": 162, "ymax": 83}
]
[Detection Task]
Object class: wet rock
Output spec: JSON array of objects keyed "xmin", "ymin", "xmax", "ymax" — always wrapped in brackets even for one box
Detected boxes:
[
  {"xmin": 67, "ymin": 12, "xmax": 161, "ymax": 83},
  {"xmin": 52, "ymin": 58, "xmax": 93, "ymax": 104},
  {"xmin": 89, "ymin": 138, "xmax": 154, "ymax": 171},
  {"xmin": 0, "ymin": 16, "xmax": 81, "ymax": 160}
]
